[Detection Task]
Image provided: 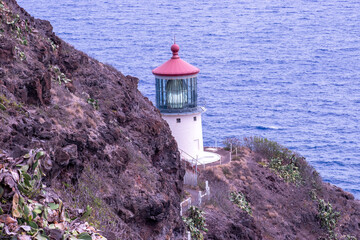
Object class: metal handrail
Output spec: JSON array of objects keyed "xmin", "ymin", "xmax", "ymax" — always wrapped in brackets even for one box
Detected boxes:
[
  {"xmin": 179, "ymin": 148, "xmax": 200, "ymax": 174},
  {"xmin": 179, "ymin": 148, "xmax": 197, "ymax": 161}
]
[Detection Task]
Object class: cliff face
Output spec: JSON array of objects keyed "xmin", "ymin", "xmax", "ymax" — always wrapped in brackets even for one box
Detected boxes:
[{"xmin": 0, "ymin": 0, "xmax": 185, "ymax": 239}]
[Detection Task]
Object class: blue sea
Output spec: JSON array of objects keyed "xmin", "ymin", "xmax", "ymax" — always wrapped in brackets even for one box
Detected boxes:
[{"xmin": 17, "ymin": 0, "xmax": 360, "ymax": 199}]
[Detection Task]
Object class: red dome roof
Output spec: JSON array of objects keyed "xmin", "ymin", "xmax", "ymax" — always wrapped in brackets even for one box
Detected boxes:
[{"xmin": 152, "ymin": 44, "xmax": 200, "ymax": 77}]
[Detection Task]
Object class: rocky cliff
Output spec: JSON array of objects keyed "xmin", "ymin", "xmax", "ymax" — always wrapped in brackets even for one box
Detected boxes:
[
  {"xmin": 0, "ymin": 0, "xmax": 185, "ymax": 239},
  {"xmin": 196, "ymin": 138, "xmax": 360, "ymax": 240}
]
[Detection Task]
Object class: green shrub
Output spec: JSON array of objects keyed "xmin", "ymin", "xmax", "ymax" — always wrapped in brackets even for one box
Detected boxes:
[
  {"xmin": 14, "ymin": 46, "xmax": 26, "ymax": 61},
  {"xmin": 243, "ymin": 136, "xmax": 294, "ymax": 161},
  {"xmin": 268, "ymin": 157, "xmax": 302, "ymax": 185},
  {"xmin": 87, "ymin": 98, "xmax": 99, "ymax": 110},
  {"xmin": 48, "ymin": 38, "xmax": 57, "ymax": 51},
  {"xmin": 183, "ymin": 206, "xmax": 208, "ymax": 240},
  {"xmin": 17, "ymin": 149, "xmax": 46, "ymax": 198},
  {"xmin": 243, "ymin": 136, "xmax": 322, "ymax": 187},
  {"xmin": 222, "ymin": 137, "xmax": 242, "ymax": 151},
  {"xmin": 49, "ymin": 65, "xmax": 71, "ymax": 85},
  {"xmin": 229, "ymin": 191, "xmax": 252, "ymax": 215},
  {"xmin": 341, "ymin": 235, "xmax": 357, "ymax": 240},
  {"xmin": 6, "ymin": 14, "xmax": 20, "ymax": 28},
  {"xmin": 317, "ymin": 199, "xmax": 340, "ymax": 239},
  {"xmin": 0, "ymin": 93, "xmax": 24, "ymax": 115}
]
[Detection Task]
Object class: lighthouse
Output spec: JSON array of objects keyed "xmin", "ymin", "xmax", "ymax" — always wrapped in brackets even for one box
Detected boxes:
[{"xmin": 152, "ymin": 43, "xmax": 205, "ymax": 161}]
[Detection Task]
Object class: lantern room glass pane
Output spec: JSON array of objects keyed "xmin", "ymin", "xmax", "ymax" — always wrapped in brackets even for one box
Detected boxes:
[
  {"xmin": 155, "ymin": 77, "xmax": 198, "ymax": 112},
  {"xmin": 166, "ymin": 79, "xmax": 187, "ymax": 108}
]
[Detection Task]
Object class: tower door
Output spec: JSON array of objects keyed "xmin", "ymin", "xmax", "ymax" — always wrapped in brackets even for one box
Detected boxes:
[{"xmin": 194, "ymin": 139, "xmax": 200, "ymax": 151}]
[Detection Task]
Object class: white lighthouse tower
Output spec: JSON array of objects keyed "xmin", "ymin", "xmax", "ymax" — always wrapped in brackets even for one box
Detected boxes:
[{"xmin": 152, "ymin": 43, "xmax": 205, "ymax": 161}]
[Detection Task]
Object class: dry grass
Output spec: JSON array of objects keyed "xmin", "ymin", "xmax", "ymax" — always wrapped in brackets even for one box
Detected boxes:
[
  {"xmin": 54, "ymin": 163, "xmax": 141, "ymax": 240},
  {"xmin": 199, "ymin": 169, "xmax": 234, "ymax": 214},
  {"xmin": 267, "ymin": 210, "xmax": 279, "ymax": 219},
  {"xmin": 227, "ymin": 136, "xmax": 323, "ymax": 192}
]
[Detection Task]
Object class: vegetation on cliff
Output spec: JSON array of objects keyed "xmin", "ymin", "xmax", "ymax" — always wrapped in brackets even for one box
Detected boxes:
[
  {"xmin": 0, "ymin": 149, "xmax": 106, "ymax": 239},
  {"xmin": 183, "ymin": 206, "xmax": 208, "ymax": 240}
]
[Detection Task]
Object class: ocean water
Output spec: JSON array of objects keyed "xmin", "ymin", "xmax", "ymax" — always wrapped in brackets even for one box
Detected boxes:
[{"xmin": 17, "ymin": 0, "xmax": 360, "ymax": 199}]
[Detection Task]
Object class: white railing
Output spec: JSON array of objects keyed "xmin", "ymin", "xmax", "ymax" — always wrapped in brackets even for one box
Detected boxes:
[
  {"xmin": 180, "ymin": 197, "xmax": 191, "ymax": 216},
  {"xmin": 182, "ymin": 181, "xmax": 210, "ymax": 240},
  {"xmin": 181, "ymin": 181, "xmax": 210, "ymax": 215},
  {"xmin": 179, "ymin": 148, "xmax": 196, "ymax": 161},
  {"xmin": 179, "ymin": 148, "xmax": 207, "ymax": 169},
  {"xmin": 197, "ymin": 181, "xmax": 210, "ymax": 206},
  {"xmin": 179, "ymin": 149, "xmax": 200, "ymax": 167}
]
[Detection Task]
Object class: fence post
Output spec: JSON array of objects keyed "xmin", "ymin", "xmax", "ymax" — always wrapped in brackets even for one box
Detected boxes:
[
  {"xmin": 195, "ymin": 155, "xmax": 198, "ymax": 176},
  {"xmin": 180, "ymin": 205, "xmax": 183, "ymax": 216},
  {"xmin": 187, "ymin": 231, "xmax": 191, "ymax": 240},
  {"xmin": 198, "ymin": 191, "xmax": 202, "ymax": 206},
  {"xmin": 205, "ymin": 181, "xmax": 210, "ymax": 199},
  {"xmin": 230, "ymin": 143, "xmax": 232, "ymax": 154},
  {"xmin": 236, "ymin": 147, "xmax": 237, "ymax": 157}
]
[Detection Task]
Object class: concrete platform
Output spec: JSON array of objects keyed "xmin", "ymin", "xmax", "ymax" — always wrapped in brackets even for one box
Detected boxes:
[
  {"xmin": 182, "ymin": 147, "xmax": 230, "ymax": 166},
  {"xmin": 197, "ymin": 151, "xmax": 221, "ymax": 164}
]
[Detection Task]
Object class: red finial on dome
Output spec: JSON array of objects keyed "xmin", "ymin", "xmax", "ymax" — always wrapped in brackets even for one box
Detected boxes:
[{"xmin": 171, "ymin": 43, "xmax": 180, "ymax": 59}]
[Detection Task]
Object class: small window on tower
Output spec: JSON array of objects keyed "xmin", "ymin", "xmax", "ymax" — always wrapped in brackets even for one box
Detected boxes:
[
  {"xmin": 176, "ymin": 118, "xmax": 181, "ymax": 123},
  {"xmin": 193, "ymin": 116, "xmax": 197, "ymax": 121}
]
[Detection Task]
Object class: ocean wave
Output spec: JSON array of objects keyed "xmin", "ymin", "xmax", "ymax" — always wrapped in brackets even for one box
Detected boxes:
[{"xmin": 255, "ymin": 125, "xmax": 282, "ymax": 130}]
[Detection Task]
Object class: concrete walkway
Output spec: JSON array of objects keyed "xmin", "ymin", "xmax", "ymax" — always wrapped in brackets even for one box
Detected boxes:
[{"xmin": 182, "ymin": 147, "xmax": 232, "ymax": 215}]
